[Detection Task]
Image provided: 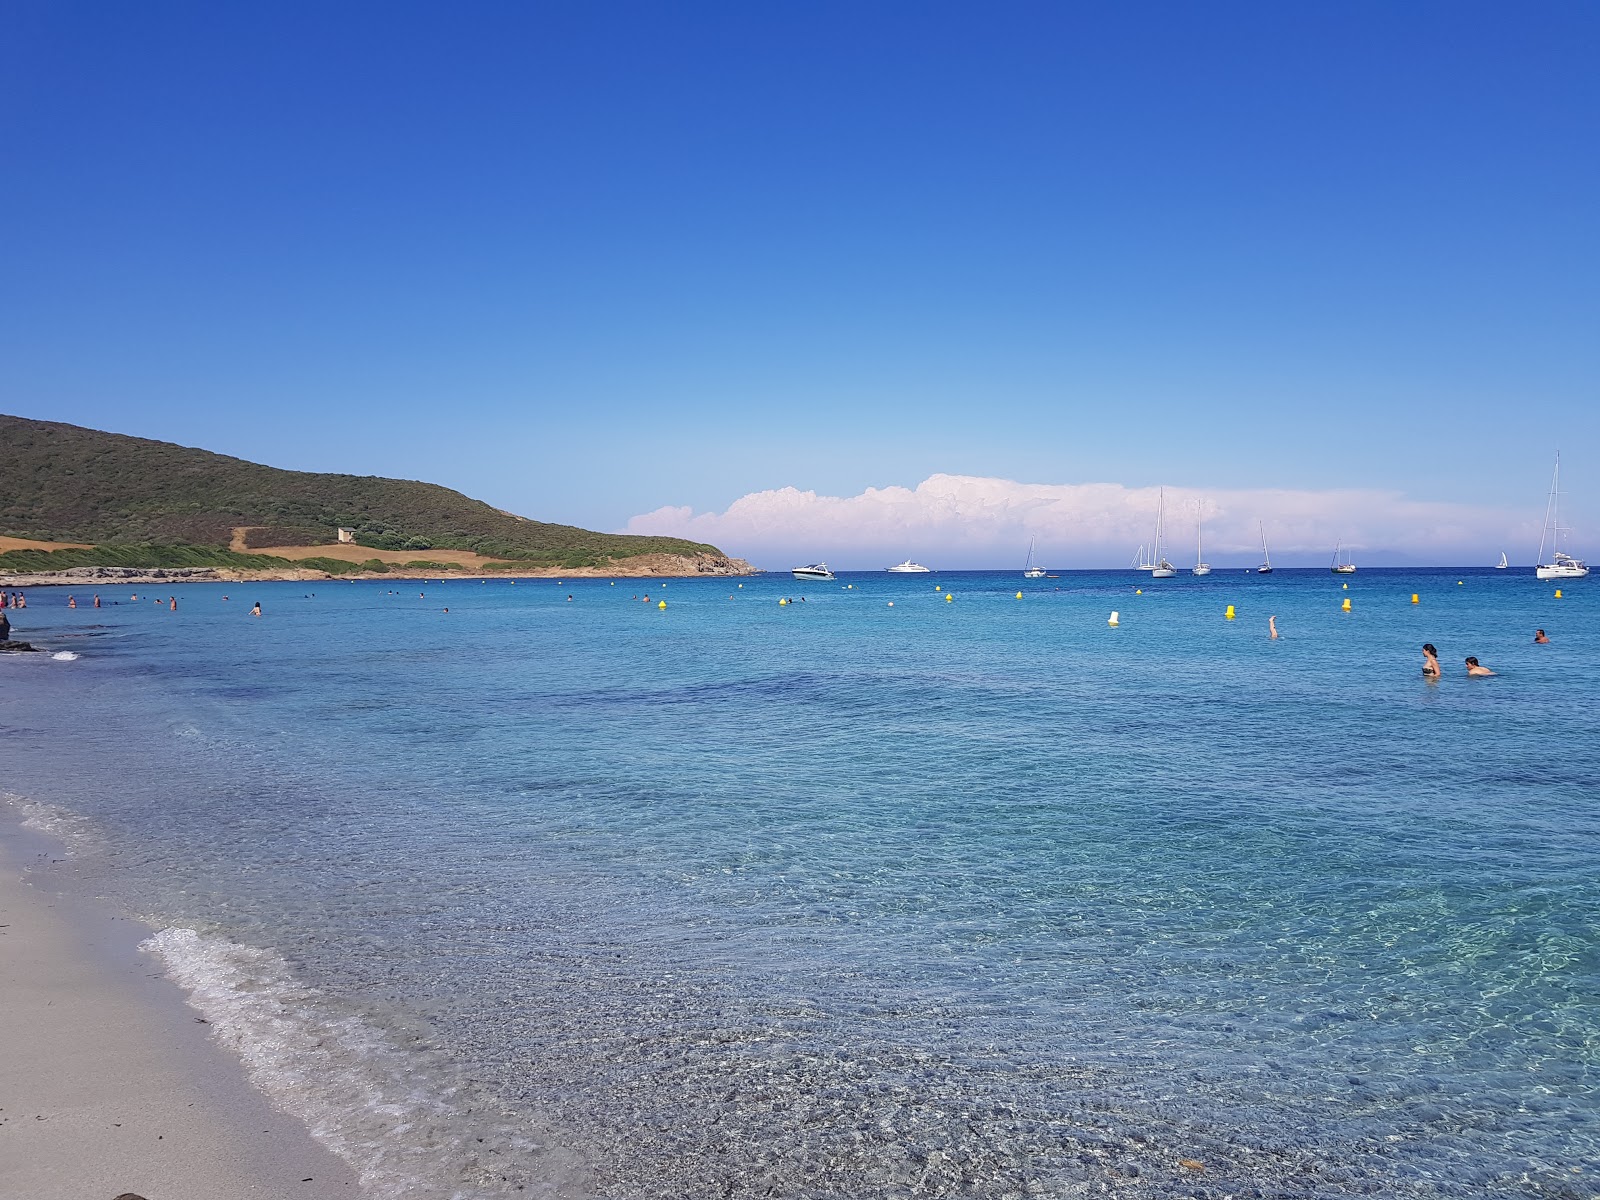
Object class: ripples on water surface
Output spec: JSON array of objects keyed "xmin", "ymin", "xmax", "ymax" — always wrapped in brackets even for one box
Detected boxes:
[{"xmin": 3, "ymin": 569, "xmax": 1597, "ymax": 1199}]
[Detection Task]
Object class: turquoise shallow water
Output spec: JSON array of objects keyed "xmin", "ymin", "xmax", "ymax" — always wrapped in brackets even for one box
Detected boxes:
[{"xmin": 3, "ymin": 568, "xmax": 1597, "ymax": 1199}]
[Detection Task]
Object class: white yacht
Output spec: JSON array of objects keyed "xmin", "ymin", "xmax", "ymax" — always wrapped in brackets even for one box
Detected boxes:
[
  {"xmin": 1331, "ymin": 542, "xmax": 1357, "ymax": 574},
  {"xmin": 1192, "ymin": 500, "xmax": 1210, "ymax": 575},
  {"xmin": 792, "ymin": 563, "xmax": 836, "ymax": 581},
  {"xmin": 886, "ymin": 560, "xmax": 931, "ymax": 573},
  {"xmin": 1023, "ymin": 537, "xmax": 1046, "ymax": 578},
  {"xmin": 1257, "ymin": 522, "xmax": 1273, "ymax": 574},
  {"xmin": 1150, "ymin": 488, "xmax": 1176, "ymax": 577},
  {"xmin": 1535, "ymin": 453, "xmax": 1588, "ymax": 580}
]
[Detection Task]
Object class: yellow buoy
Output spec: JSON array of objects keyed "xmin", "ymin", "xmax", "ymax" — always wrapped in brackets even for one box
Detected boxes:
[
  {"xmin": 1108, "ymin": 610, "xmax": 1119, "ymax": 626},
  {"xmin": 1412, "ymin": 593, "xmax": 1419, "ymax": 604},
  {"xmin": 1555, "ymin": 588, "xmax": 1563, "ymax": 598},
  {"xmin": 658, "ymin": 600, "xmax": 667, "ymax": 609},
  {"xmin": 1135, "ymin": 588, "xmax": 1143, "ymax": 595},
  {"xmin": 1225, "ymin": 604, "xmax": 1235, "ymax": 620},
  {"xmin": 1342, "ymin": 582, "xmax": 1348, "ymax": 590},
  {"xmin": 1457, "ymin": 581, "xmax": 1463, "ymax": 586},
  {"xmin": 738, "ymin": 583, "xmax": 743, "ymax": 587},
  {"xmin": 778, "ymin": 598, "xmax": 787, "ymax": 606},
  {"xmin": 945, "ymin": 593, "xmax": 954, "ymax": 602},
  {"xmin": 1341, "ymin": 598, "xmax": 1352, "ymax": 612},
  {"xmin": 1015, "ymin": 591, "xmax": 1023, "ymax": 599}
]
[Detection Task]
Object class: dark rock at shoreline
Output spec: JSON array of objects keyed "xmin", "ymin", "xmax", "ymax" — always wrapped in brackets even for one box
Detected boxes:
[{"xmin": 0, "ymin": 640, "xmax": 38, "ymax": 652}]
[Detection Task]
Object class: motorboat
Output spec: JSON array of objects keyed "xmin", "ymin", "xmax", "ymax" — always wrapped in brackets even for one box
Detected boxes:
[
  {"xmin": 886, "ymin": 560, "xmax": 932, "ymax": 573},
  {"xmin": 792, "ymin": 563, "xmax": 836, "ymax": 581}
]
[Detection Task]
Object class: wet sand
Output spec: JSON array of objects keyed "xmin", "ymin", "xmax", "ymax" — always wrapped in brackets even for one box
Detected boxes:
[{"xmin": 0, "ymin": 833, "xmax": 360, "ymax": 1200}]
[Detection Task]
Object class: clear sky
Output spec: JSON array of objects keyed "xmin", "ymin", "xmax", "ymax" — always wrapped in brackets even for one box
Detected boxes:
[{"xmin": 3, "ymin": 2, "xmax": 1596, "ymax": 567}]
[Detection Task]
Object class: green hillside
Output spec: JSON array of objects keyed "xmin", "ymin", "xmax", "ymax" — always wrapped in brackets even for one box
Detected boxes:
[{"xmin": 0, "ymin": 415, "xmax": 723, "ymax": 567}]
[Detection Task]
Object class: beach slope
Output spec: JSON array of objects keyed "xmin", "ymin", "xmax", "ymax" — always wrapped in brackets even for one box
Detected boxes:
[{"xmin": 0, "ymin": 846, "xmax": 358, "ymax": 1200}]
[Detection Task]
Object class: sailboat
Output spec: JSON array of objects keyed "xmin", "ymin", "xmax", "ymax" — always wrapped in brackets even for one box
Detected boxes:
[
  {"xmin": 1496, "ymin": 551, "xmax": 1508, "ymax": 570},
  {"xmin": 1256, "ymin": 522, "xmax": 1273, "ymax": 574},
  {"xmin": 1022, "ymin": 537, "xmax": 1046, "ymax": 579},
  {"xmin": 1192, "ymin": 501, "xmax": 1211, "ymax": 575},
  {"xmin": 1150, "ymin": 488, "xmax": 1176, "ymax": 577},
  {"xmin": 1535, "ymin": 452, "xmax": 1589, "ymax": 579},
  {"xmin": 1331, "ymin": 542, "xmax": 1356, "ymax": 574}
]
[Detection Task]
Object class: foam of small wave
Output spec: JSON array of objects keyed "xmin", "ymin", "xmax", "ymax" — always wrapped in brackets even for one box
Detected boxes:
[
  {"xmin": 141, "ymin": 926, "xmax": 588, "ymax": 1200},
  {"xmin": 2, "ymin": 791, "xmax": 103, "ymax": 857},
  {"xmin": 51, "ymin": 650, "xmax": 80, "ymax": 661}
]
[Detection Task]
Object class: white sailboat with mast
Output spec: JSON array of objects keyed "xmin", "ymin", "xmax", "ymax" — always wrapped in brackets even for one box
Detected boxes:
[
  {"xmin": 1022, "ymin": 537, "xmax": 1046, "ymax": 579},
  {"xmin": 1256, "ymin": 522, "xmax": 1273, "ymax": 574},
  {"xmin": 1192, "ymin": 500, "xmax": 1211, "ymax": 575},
  {"xmin": 1331, "ymin": 542, "xmax": 1356, "ymax": 574},
  {"xmin": 1150, "ymin": 488, "xmax": 1176, "ymax": 577},
  {"xmin": 1496, "ymin": 551, "xmax": 1508, "ymax": 570},
  {"xmin": 1535, "ymin": 452, "xmax": 1589, "ymax": 579}
]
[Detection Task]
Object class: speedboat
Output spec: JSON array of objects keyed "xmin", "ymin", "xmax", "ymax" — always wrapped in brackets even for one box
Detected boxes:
[
  {"xmin": 885, "ymin": 560, "xmax": 932, "ymax": 573},
  {"xmin": 792, "ymin": 563, "xmax": 835, "ymax": 581}
]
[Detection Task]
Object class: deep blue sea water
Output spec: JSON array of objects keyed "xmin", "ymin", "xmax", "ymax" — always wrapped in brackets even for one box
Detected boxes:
[{"xmin": 3, "ymin": 568, "xmax": 1597, "ymax": 1199}]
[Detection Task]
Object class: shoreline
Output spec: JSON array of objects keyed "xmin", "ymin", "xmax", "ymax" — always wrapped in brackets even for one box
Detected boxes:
[
  {"xmin": 0, "ymin": 556, "xmax": 756, "ymax": 589},
  {"xmin": 0, "ymin": 819, "xmax": 360, "ymax": 1200}
]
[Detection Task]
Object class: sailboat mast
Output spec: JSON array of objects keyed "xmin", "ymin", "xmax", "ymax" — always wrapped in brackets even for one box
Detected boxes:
[{"xmin": 1538, "ymin": 454, "xmax": 1561, "ymax": 564}]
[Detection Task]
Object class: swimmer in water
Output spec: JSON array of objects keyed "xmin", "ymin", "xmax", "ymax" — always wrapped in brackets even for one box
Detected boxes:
[
  {"xmin": 250, "ymin": 602, "xmax": 262, "ymax": 617},
  {"xmin": 1465, "ymin": 656, "xmax": 1496, "ymax": 676},
  {"xmin": 94, "ymin": 594, "xmax": 101, "ymax": 608},
  {"xmin": 1422, "ymin": 643, "xmax": 1440, "ymax": 677},
  {"xmin": 1534, "ymin": 629, "xmax": 1549, "ymax": 644},
  {"xmin": 1268, "ymin": 615, "xmax": 1279, "ymax": 640},
  {"xmin": 170, "ymin": 596, "xmax": 177, "ymax": 611},
  {"xmin": 67, "ymin": 595, "xmax": 77, "ymax": 608}
]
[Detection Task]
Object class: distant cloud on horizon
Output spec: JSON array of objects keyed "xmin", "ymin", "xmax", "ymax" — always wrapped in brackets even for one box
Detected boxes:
[{"xmin": 625, "ymin": 474, "xmax": 1539, "ymax": 569}]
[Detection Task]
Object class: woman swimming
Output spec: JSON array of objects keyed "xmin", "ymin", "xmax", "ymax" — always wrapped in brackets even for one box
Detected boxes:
[{"xmin": 1422, "ymin": 643, "xmax": 1441, "ymax": 677}]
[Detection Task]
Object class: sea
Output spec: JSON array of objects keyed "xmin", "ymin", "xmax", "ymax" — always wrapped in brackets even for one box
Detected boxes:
[{"xmin": 3, "ymin": 567, "xmax": 1596, "ymax": 1200}]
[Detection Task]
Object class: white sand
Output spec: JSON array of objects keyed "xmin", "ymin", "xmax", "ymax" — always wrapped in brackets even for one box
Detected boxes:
[{"xmin": 0, "ymin": 838, "xmax": 360, "ymax": 1200}]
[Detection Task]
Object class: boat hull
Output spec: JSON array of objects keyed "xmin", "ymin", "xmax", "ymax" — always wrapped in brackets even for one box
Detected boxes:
[{"xmin": 1536, "ymin": 564, "xmax": 1589, "ymax": 580}]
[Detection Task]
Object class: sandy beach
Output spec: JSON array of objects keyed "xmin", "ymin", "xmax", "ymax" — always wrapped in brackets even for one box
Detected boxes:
[{"xmin": 0, "ymin": 828, "xmax": 359, "ymax": 1200}]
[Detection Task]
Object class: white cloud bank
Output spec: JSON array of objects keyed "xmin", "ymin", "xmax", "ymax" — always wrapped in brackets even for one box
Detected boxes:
[{"xmin": 626, "ymin": 474, "xmax": 1538, "ymax": 569}]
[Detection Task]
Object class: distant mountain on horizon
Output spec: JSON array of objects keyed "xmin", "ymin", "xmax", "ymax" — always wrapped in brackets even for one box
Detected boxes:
[{"xmin": 0, "ymin": 414, "xmax": 729, "ymax": 571}]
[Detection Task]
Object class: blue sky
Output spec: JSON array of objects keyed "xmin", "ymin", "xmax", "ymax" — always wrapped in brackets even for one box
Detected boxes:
[{"xmin": 3, "ymin": 3, "xmax": 1596, "ymax": 566}]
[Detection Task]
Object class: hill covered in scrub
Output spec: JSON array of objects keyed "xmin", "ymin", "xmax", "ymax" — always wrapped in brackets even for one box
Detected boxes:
[{"xmin": 0, "ymin": 415, "xmax": 729, "ymax": 570}]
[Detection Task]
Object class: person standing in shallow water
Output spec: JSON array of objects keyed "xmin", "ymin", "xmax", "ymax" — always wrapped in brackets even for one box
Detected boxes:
[
  {"xmin": 250, "ymin": 602, "xmax": 262, "ymax": 617},
  {"xmin": 1422, "ymin": 643, "xmax": 1441, "ymax": 677},
  {"xmin": 169, "ymin": 596, "xmax": 177, "ymax": 611}
]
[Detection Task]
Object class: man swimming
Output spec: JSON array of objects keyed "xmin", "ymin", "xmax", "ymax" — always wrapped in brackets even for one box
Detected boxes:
[
  {"xmin": 1465, "ymin": 656, "xmax": 1495, "ymax": 676},
  {"xmin": 1534, "ymin": 629, "xmax": 1549, "ymax": 644}
]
